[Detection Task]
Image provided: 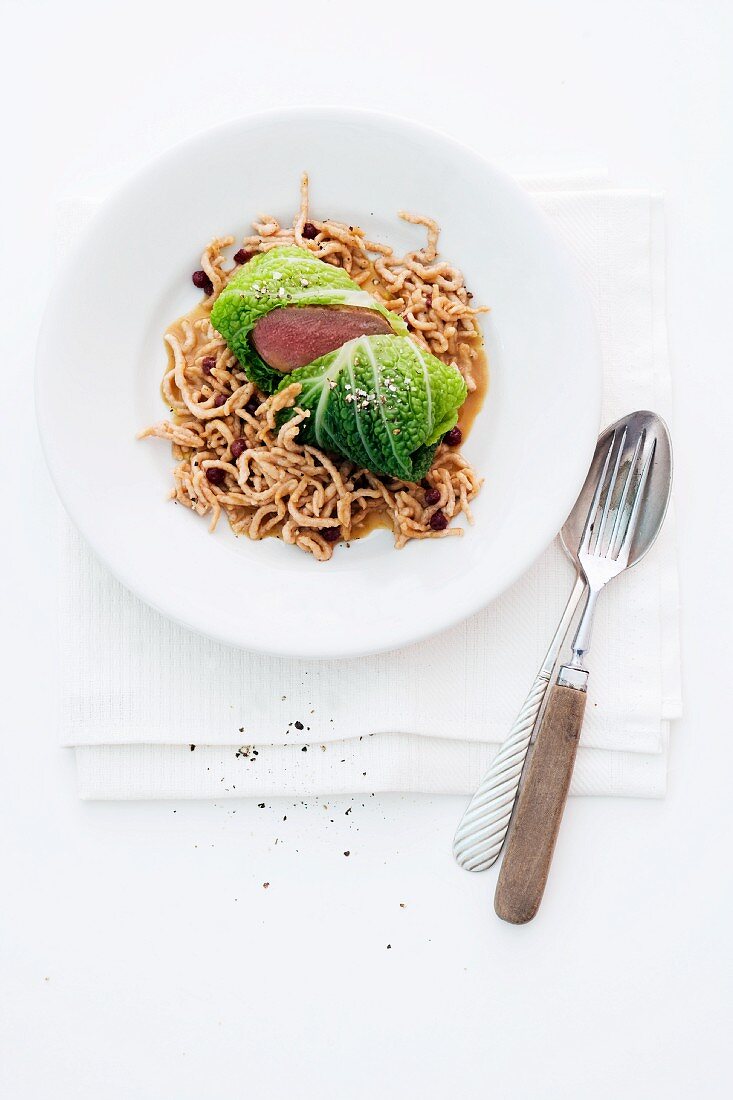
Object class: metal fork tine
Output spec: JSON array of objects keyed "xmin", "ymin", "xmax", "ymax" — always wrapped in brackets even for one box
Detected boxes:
[
  {"xmin": 608, "ymin": 430, "xmax": 645, "ymax": 558},
  {"xmin": 616, "ymin": 437, "xmax": 656, "ymax": 563},
  {"xmin": 579, "ymin": 431, "xmax": 616, "ymax": 555},
  {"xmin": 593, "ymin": 427, "xmax": 626, "ymax": 555}
]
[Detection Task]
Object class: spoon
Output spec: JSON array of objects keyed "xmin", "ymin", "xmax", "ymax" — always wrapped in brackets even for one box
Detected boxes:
[
  {"xmin": 453, "ymin": 411, "xmax": 672, "ymax": 874},
  {"xmin": 494, "ymin": 410, "xmax": 672, "ymax": 923}
]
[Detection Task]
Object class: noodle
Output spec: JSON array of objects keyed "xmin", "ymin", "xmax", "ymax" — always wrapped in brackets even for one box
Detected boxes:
[{"xmin": 139, "ymin": 175, "xmax": 486, "ymax": 561}]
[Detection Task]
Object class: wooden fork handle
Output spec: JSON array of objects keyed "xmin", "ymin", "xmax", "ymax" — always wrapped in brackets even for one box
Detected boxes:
[{"xmin": 494, "ymin": 680, "xmax": 587, "ymax": 924}]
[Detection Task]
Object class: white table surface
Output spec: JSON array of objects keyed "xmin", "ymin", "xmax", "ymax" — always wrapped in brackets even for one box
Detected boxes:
[{"xmin": 3, "ymin": 1, "xmax": 732, "ymax": 1096}]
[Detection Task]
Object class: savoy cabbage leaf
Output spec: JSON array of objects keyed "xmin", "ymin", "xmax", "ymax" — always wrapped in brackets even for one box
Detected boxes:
[
  {"xmin": 211, "ymin": 246, "xmax": 407, "ymax": 393},
  {"xmin": 277, "ymin": 335, "xmax": 467, "ymax": 482}
]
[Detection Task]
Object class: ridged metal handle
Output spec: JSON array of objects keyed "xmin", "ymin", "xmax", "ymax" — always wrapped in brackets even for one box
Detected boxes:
[
  {"xmin": 452, "ymin": 573, "xmax": 586, "ymax": 872},
  {"xmin": 453, "ymin": 671, "xmax": 550, "ymax": 871}
]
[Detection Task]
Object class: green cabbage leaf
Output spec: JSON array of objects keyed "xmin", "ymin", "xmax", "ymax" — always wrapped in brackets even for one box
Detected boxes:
[
  {"xmin": 211, "ymin": 246, "xmax": 407, "ymax": 393},
  {"xmin": 277, "ymin": 335, "xmax": 467, "ymax": 482}
]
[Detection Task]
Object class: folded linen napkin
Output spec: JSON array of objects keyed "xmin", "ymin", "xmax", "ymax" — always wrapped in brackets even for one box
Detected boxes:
[{"xmin": 56, "ymin": 177, "xmax": 681, "ymax": 799}]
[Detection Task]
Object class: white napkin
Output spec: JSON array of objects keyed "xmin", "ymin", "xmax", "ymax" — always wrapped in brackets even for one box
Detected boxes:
[{"xmin": 57, "ymin": 177, "xmax": 681, "ymax": 800}]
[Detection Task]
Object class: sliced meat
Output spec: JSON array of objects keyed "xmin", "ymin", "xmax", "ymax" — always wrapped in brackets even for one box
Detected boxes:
[{"xmin": 251, "ymin": 305, "xmax": 392, "ymax": 373}]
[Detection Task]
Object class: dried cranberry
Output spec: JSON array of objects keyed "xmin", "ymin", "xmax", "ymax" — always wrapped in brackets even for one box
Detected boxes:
[
  {"xmin": 233, "ymin": 248, "xmax": 253, "ymax": 265},
  {"xmin": 429, "ymin": 510, "xmax": 448, "ymax": 531},
  {"xmin": 322, "ymin": 527, "xmax": 340, "ymax": 543},
  {"xmin": 302, "ymin": 222, "xmax": 319, "ymax": 240},
  {"xmin": 424, "ymin": 487, "xmax": 441, "ymax": 506},
  {"xmin": 230, "ymin": 438, "xmax": 246, "ymax": 460},
  {"xmin": 444, "ymin": 427, "xmax": 462, "ymax": 447},
  {"xmin": 201, "ymin": 356, "xmax": 216, "ymax": 375},
  {"xmin": 245, "ymin": 396, "xmax": 261, "ymax": 416},
  {"xmin": 192, "ymin": 270, "xmax": 213, "ymax": 295},
  {"xmin": 205, "ymin": 467, "xmax": 225, "ymax": 486},
  {"xmin": 214, "ymin": 393, "xmax": 227, "ymax": 407}
]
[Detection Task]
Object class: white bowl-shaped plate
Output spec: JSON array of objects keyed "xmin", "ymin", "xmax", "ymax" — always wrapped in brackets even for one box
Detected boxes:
[{"xmin": 36, "ymin": 109, "xmax": 601, "ymax": 659}]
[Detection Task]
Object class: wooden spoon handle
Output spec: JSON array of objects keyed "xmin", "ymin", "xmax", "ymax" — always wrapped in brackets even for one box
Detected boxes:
[{"xmin": 494, "ymin": 680, "xmax": 587, "ymax": 924}]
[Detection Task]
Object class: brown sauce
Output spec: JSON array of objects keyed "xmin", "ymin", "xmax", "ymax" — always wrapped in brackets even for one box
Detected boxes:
[
  {"xmin": 457, "ymin": 339, "xmax": 489, "ymax": 440},
  {"xmin": 350, "ymin": 511, "xmax": 393, "ymax": 541}
]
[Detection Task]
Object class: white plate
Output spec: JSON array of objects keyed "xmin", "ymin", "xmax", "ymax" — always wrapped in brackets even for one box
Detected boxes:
[{"xmin": 36, "ymin": 109, "xmax": 601, "ymax": 659}]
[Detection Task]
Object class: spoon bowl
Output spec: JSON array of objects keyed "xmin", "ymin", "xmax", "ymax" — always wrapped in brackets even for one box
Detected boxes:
[{"xmin": 561, "ymin": 410, "xmax": 672, "ymax": 571}]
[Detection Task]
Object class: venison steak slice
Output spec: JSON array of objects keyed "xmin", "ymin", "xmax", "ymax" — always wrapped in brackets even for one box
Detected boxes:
[{"xmin": 251, "ymin": 305, "xmax": 392, "ymax": 373}]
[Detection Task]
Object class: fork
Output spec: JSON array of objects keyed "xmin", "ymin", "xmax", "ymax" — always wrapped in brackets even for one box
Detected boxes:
[{"xmin": 493, "ymin": 424, "xmax": 657, "ymax": 923}]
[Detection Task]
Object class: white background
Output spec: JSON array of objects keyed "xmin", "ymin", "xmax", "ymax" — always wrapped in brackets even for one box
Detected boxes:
[{"xmin": 3, "ymin": 1, "xmax": 732, "ymax": 1096}]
